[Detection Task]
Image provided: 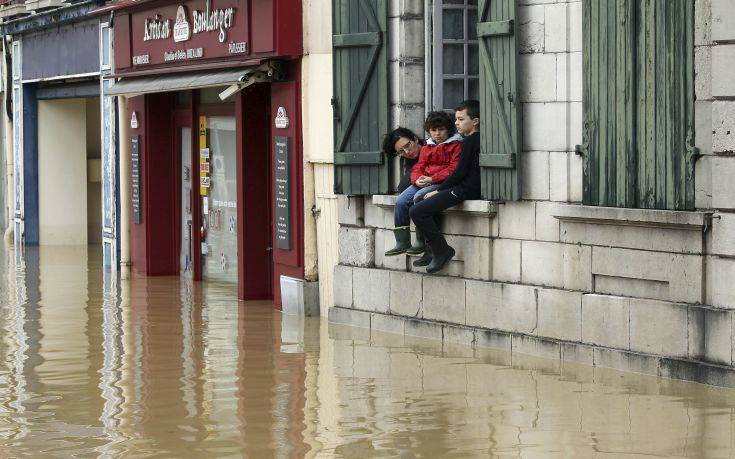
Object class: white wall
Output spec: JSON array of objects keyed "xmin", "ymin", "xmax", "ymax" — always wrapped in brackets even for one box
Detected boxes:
[{"xmin": 38, "ymin": 98, "xmax": 88, "ymax": 245}]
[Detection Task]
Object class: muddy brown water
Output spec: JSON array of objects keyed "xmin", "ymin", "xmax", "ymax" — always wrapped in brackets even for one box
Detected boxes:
[{"xmin": 0, "ymin": 246, "xmax": 733, "ymax": 458}]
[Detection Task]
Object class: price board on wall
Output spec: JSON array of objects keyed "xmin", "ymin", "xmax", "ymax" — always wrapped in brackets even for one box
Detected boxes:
[{"xmin": 274, "ymin": 136, "xmax": 290, "ymax": 250}]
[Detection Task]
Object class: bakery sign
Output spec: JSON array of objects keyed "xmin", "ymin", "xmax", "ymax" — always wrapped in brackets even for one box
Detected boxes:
[
  {"xmin": 142, "ymin": 0, "xmax": 236, "ymax": 44},
  {"xmin": 129, "ymin": 0, "xmax": 248, "ymax": 68}
]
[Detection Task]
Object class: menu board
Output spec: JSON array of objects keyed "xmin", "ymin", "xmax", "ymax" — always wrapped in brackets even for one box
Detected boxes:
[
  {"xmin": 274, "ymin": 136, "xmax": 290, "ymax": 250},
  {"xmin": 131, "ymin": 136, "xmax": 142, "ymax": 224}
]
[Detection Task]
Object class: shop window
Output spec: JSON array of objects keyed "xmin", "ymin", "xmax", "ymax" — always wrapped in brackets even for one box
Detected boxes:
[
  {"xmin": 431, "ymin": 0, "xmax": 479, "ymax": 111},
  {"xmin": 100, "ymin": 23, "xmax": 112, "ymax": 71}
]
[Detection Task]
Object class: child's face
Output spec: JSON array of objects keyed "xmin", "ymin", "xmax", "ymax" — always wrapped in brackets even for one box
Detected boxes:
[
  {"xmin": 429, "ymin": 127, "xmax": 449, "ymax": 144},
  {"xmin": 455, "ymin": 109, "xmax": 479, "ymax": 136}
]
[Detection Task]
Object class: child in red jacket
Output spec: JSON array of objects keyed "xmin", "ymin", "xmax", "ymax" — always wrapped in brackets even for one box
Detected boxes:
[{"xmin": 385, "ymin": 111, "xmax": 463, "ymax": 256}]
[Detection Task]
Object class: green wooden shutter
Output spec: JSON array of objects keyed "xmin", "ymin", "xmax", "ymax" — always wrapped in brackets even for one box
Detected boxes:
[
  {"xmin": 582, "ymin": 0, "xmax": 696, "ymax": 210},
  {"xmin": 477, "ymin": 0, "xmax": 523, "ymax": 201},
  {"xmin": 636, "ymin": 0, "xmax": 696, "ymax": 210},
  {"xmin": 581, "ymin": 0, "xmax": 637, "ymax": 207},
  {"xmin": 332, "ymin": 0, "xmax": 390, "ymax": 195}
]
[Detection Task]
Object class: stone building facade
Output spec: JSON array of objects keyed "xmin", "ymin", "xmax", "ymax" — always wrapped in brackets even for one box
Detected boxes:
[{"xmin": 328, "ymin": 0, "xmax": 735, "ymax": 387}]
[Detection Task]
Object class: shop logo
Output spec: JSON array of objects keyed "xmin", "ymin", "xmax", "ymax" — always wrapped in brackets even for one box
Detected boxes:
[
  {"xmin": 274, "ymin": 107, "xmax": 289, "ymax": 129},
  {"xmin": 130, "ymin": 111, "xmax": 139, "ymax": 129},
  {"xmin": 173, "ymin": 5, "xmax": 191, "ymax": 42}
]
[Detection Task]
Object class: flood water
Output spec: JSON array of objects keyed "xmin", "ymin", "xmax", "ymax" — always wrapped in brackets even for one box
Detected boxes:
[{"xmin": 1, "ymin": 246, "xmax": 735, "ymax": 457}]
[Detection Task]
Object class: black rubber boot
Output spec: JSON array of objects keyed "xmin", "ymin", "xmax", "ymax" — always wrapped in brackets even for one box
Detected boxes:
[
  {"xmin": 406, "ymin": 227, "xmax": 426, "ymax": 255},
  {"xmin": 412, "ymin": 244, "xmax": 433, "ymax": 267},
  {"xmin": 385, "ymin": 226, "xmax": 412, "ymax": 256},
  {"xmin": 426, "ymin": 237, "xmax": 455, "ymax": 274}
]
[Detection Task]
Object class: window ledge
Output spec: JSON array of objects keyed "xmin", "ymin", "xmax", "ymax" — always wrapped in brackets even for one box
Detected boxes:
[
  {"xmin": 552, "ymin": 204, "xmax": 711, "ymax": 230},
  {"xmin": 372, "ymin": 195, "xmax": 497, "ymax": 218}
]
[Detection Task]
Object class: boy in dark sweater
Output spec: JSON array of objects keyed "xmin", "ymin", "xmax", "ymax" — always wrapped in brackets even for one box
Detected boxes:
[{"xmin": 409, "ymin": 100, "xmax": 481, "ymax": 273}]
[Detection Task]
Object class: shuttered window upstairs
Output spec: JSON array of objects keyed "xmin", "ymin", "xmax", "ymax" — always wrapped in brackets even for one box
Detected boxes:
[
  {"xmin": 581, "ymin": 0, "xmax": 696, "ymax": 210},
  {"xmin": 332, "ymin": 0, "xmax": 391, "ymax": 195},
  {"xmin": 477, "ymin": 0, "xmax": 523, "ymax": 201}
]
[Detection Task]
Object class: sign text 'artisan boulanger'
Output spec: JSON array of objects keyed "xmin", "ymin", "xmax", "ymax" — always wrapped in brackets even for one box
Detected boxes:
[{"xmin": 144, "ymin": 0, "xmax": 235, "ymax": 43}]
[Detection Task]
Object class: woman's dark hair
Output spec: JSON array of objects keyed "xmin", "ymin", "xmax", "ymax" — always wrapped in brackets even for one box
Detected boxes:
[
  {"xmin": 382, "ymin": 127, "xmax": 419, "ymax": 156},
  {"xmin": 423, "ymin": 111, "xmax": 456, "ymax": 135},
  {"xmin": 455, "ymin": 99, "xmax": 480, "ymax": 120}
]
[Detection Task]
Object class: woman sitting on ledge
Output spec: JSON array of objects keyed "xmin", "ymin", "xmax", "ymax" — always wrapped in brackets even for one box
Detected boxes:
[
  {"xmin": 384, "ymin": 111, "xmax": 463, "ymax": 257},
  {"xmin": 409, "ymin": 99, "xmax": 481, "ymax": 274}
]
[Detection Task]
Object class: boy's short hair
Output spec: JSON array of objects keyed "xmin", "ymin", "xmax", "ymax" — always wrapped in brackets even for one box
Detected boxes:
[
  {"xmin": 423, "ymin": 111, "xmax": 456, "ymax": 135},
  {"xmin": 455, "ymin": 99, "xmax": 480, "ymax": 120},
  {"xmin": 382, "ymin": 127, "xmax": 419, "ymax": 156}
]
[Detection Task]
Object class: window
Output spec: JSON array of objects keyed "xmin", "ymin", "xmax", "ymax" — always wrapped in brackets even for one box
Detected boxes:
[
  {"xmin": 100, "ymin": 23, "xmax": 112, "ymax": 71},
  {"xmin": 432, "ymin": 0, "xmax": 479, "ymax": 111},
  {"xmin": 582, "ymin": 1, "xmax": 695, "ymax": 210}
]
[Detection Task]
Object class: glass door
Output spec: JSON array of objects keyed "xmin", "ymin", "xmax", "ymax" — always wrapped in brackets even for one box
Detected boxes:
[{"xmin": 180, "ymin": 127, "xmax": 193, "ymax": 275}]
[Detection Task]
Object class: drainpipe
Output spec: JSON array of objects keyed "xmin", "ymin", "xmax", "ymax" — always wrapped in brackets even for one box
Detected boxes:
[
  {"xmin": 117, "ymin": 96, "xmax": 130, "ymax": 272},
  {"xmin": 3, "ymin": 37, "xmax": 13, "ymax": 245}
]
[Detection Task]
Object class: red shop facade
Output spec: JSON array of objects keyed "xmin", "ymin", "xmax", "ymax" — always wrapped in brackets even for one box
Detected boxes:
[{"xmin": 100, "ymin": 0, "xmax": 303, "ymax": 306}]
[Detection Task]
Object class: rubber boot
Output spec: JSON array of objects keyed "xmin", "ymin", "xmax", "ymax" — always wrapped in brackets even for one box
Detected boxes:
[
  {"xmin": 426, "ymin": 236, "xmax": 455, "ymax": 274},
  {"xmin": 412, "ymin": 244, "xmax": 433, "ymax": 267},
  {"xmin": 405, "ymin": 227, "xmax": 426, "ymax": 255},
  {"xmin": 384, "ymin": 226, "xmax": 412, "ymax": 256}
]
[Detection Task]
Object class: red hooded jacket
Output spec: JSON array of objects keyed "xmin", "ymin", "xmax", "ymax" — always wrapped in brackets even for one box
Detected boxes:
[{"xmin": 410, "ymin": 133, "xmax": 463, "ymax": 185}]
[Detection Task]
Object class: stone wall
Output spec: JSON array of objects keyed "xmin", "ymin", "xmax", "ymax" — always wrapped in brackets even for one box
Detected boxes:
[{"xmin": 329, "ymin": 0, "xmax": 735, "ymax": 386}]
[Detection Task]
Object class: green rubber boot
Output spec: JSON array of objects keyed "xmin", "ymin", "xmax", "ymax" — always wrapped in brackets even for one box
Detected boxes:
[
  {"xmin": 385, "ymin": 226, "xmax": 412, "ymax": 256},
  {"xmin": 405, "ymin": 227, "xmax": 426, "ymax": 255}
]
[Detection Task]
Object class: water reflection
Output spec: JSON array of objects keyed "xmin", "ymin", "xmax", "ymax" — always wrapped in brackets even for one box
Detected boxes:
[{"xmin": 0, "ymin": 246, "xmax": 733, "ymax": 457}]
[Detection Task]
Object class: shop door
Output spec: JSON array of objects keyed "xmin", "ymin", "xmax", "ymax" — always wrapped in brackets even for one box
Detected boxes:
[
  {"xmin": 180, "ymin": 127, "xmax": 193, "ymax": 275},
  {"xmin": 202, "ymin": 117, "xmax": 238, "ymax": 283}
]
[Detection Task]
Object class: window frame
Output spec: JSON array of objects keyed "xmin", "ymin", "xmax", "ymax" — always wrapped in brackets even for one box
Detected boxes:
[{"xmin": 430, "ymin": 0, "xmax": 479, "ymax": 112}]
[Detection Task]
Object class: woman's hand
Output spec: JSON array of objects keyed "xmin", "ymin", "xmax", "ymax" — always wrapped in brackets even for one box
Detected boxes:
[{"xmin": 416, "ymin": 176, "xmax": 433, "ymax": 187}]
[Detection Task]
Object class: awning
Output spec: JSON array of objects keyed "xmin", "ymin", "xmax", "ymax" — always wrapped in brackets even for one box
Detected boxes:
[{"xmin": 106, "ymin": 67, "xmax": 260, "ymax": 96}]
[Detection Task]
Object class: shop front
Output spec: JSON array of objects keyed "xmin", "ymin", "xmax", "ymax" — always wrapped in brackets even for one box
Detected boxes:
[{"xmin": 100, "ymin": 0, "xmax": 303, "ymax": 307}]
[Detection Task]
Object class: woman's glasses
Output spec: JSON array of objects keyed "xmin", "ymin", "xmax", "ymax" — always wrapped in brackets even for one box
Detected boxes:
[{"xmin": 395, "ymin": 139, "xmax": 414, "ymax": 154}]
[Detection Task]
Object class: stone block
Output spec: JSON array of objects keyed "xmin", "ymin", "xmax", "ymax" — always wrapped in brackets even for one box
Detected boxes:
[
  {"xmin": 537, "ymin": 289, "xmax": 582, "ymax": 342},
  {"xmin": 535, "ymin": 201, "xmax": 561, "ymax": 241},
  {"xmin": 695, "ymin": 154, "xmax": 713, "ymax": 209},
  {"xmin": 448, "ymin": 235, "xmax": 492, "ymax": 280},
  {"xmin": 688, "ymin": 307, "xmax": 705, "ymax": 360},
  {"xmin": 706, "ymin": 256, "xmax": 735, "ymax": 309},
  {"xmin": 568, "ymin": 1, "xmax": 582, "ymax": 52},
  {"xmin": 522, "ymin": 241, "xmax": 592, "ymax": 291},
  {"xmin": 475, "ymin": 329, "xmax": 512, "ymax": 351},
  {"xmin": 703, "ymin": 308, "xmax": 732, "ymax": 365},
  {"xmin": 338, "ymin": 227, "xmax": 375, "ymax": 267},
  {"xmin": 593, "ymin": 348, "xmax": 660, "ymax": 377},
  {"xmin": 696, "ymin": 0, "xmax": 712, "ymax": 46},
  {"xmin": 404, "ymin": 318, "xmax": 442, "ymax": 341},
  {"xmin": 712, "ymin": 101, "xmax": 735, "ymax": 155},
  {"xmin": 375, "ymin": 229, "xmax": 409, "ymax": 271},
  {"xmin": 523, "ymin": 103, "xmax": 569, "ymax": 151},
  {"xmin": 423, "ymin": 276, "xmax": 466, "ymax": 324},
  {"xmin": 695, "ymin": 100, "xmax": 713, "ymax": 158},
  {"xmin": 712, "ymin": 0, "xmax": 735, "ymax": 42},
  {"xmin": 695, "ymin": 46, "xmax": 712, "ymax": 101},
  {"xmin": 337, "ymin": 195, "xmax": 364, "ymax": 226},
  {"xmin": 629, "ymin": 299, "xmax": 689, "ymax": 358},
  {"xmin": 441, "ymin": 212, "xmax": 492, "ymax": 238},
  {"xmin": 569, "ymin": 152, "xmax": 583, "ymax": 202},
  {"xmin": 328, "ymin": 306, "xmax": 371, "ymax": 329},
  {"xmin": 389, "ymin": 270, "xmax": 423, "ymax": 317},
  {"xmin": 492, "ymin": 239, "xmax": 522, "ymax": 282},
  {"xmin": 519, "ymin": 0, "xmax": 555, "ymax": 5},
  {"xmin": 498, "ymin": 201, "xmax": 536, "ymax": 240},
  {"xmin": 561, "ymin": 343, "xmax": 594, "ymax": 366},
  {"xmin": 398, "ymin": 62, "xmax": 425, "ymax": 105},
  {"xmin": 521, "ymin": 151, "xmax": 550, "ymax": 200},
  {"xmin": 556, "ymin": 52, "xmax": 582, "ymax": 103},
  {"xmin": 443, "ymin": 325, "xmax": 475, "ymax": 347},
  {"xmin": 592, "ymin": 247, "xmax": 704, "ymax": 304},
  {"xmin": 398, "ymin": 17, "xmax": 424, "ymax": 59},
  {"xmin": 364, "ymin": 199, "xmax": 393, "ymax": 228},
  {"xmin": 712, "ymin": 46, "xmax": 735, "ymax": 98},
  {"xmin": 353, "ymin": 268, "xmax": 390, "ymax": 313},
  {"xmin": 520, "ymin": 54, "xmax": 557, "ymax": 102},
  {"xmin": 544, "ymin": 3, "xmax": 568, "ymax": 53},
  {"xmin": 465, "ymin": 280, "xmax": 503, "ymax": 329},
  {"xmin": 581, "ymin": 294, "xmax": 630, "ymax": 350},
  {"xmin": 562, "ymin": 243, "xmax": 593, "ymax": 291},
  {"xmin": 712, "ymin": 213, "xmax": 735, "ymax": 256},
  {"xmin": 370, "ymin": 312, "xmax": 405, "ymax": 335},
  {"xmin": 712, "ymin": 156, "xmax": 735, "ymax": 209},
  {"xmin": 399, "ymin": 0, "xmax": 423, "ymax": 16},
  {"xmin": 549, "ymin": 151, "xmax": 569, "ymax": 202},
  {"xmin": 500, "ymin": 284, "xmax": 538, "ymax": 334},
  {"xmin": 518, "ymin": 5, "xmax": 545, "ymax": 54},
  {"xmin": 512, "ymin": 335, "xmax": 561, "ymax": 361},
  {"xmin": 333, "ymin": 265, "xmax": 353, "ymax": 308}
]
